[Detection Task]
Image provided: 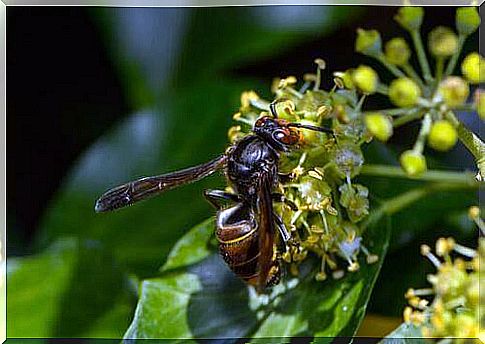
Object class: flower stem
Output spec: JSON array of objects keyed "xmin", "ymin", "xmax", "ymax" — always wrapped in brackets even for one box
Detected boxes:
[
  {"xmin": 413, "ymin": 113, "xmax": 432, "ymax": 153},
  {"xmin": 434, "ymin": 57, "xmax": 444, "ymax": 84},
  {"xmin": 445, "ymin": 111, "xmax": 485, "ymax": 180},
  {"xmin": 379, "ymin": 107, "xmax": 419, "ymax": 116},
  {"xmin": 361, "ymin": 164, "xmax": 477, "ymax": 185},
  {"xmin": 377, "ymin": 54, "xmax": 406, "ymax": 79},
  {"xmin": 376, "ymin": 84, "xmax": 389, "ymax": 95},
  {"xmin": 444, "ymin": 34, "xmax": 466, "ymax": 77},
  {"xmin": 411, "ymin": 30, "xmax": 433, "ymax": 84},
  {"xmin": 393, "ymin": 109, "xmax": 423, "ymax": 128}
]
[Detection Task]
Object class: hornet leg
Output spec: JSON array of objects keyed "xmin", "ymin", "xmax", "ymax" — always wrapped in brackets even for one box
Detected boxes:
[
  {"xmin": 272, "ymin": 193, "xmax": 298, "ymax": 211},
  {"xmin": 204, "ymin": 189, "xmax": 241, "ymax": 209},
  {"xmin": 273, "ymin": 211, "xmax": 291, "ymax": 244}
]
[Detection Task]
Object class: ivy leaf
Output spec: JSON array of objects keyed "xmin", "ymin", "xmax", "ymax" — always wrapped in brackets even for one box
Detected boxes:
[
  {"xmin": 124, "ymin": 216, "xmax": 390, "ymax": 340},
  {"xmin": 379, "ymin": 322, "xmax": 426, "ymax": 344},
  {"xmin": 7, "ymin": 238, "xmax": 136, "ymax": 338},
  {"xmin": 161, "ymin": 218, "xmax": 215, "ymax": 272}
]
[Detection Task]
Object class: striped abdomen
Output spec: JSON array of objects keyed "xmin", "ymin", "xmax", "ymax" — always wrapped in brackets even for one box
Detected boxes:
[{"xmin": 215, "ymin": 203, "xmax": 280, "ymax": 287}]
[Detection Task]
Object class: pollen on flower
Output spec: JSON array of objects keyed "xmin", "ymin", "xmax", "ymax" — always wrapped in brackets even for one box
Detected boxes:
[{"xmin": 401, "ymin": 211, "xmax": 482, "ymax": 340}]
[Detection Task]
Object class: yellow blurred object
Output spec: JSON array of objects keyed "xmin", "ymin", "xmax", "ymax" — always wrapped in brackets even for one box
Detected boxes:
[{"xmin": 356, "ymin": 314, "xmax": 402, "ymax": 337}]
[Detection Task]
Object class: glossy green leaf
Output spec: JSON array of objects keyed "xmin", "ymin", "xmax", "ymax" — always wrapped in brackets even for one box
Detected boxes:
[
  {"xmin": 124, "ymin": 215, "xmax": 390, "ymax": 340},
  {"xmin": 7, "ymin": 239, "xmax": 136, "ymax": 338},
  {"xmin": 161, "ymin": 218, "xmax": 215, "ymax": 272}
]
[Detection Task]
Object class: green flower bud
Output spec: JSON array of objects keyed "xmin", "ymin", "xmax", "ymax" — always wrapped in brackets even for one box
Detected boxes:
[
  {"xmin": 438, "ymin": 76, "xmax": 469, "ymax": 108},
  {"xmin": 334, "ymin": 142, "xmax": 364, "ymax": 178},
  {"xmin": 456, "ymin": 7, "xmax": 481, "ymax": 36},
  {"xmin": 339, "ymin": 183, "xmax": 369, "ymax": 223},
  {"xmin": 355, "ymin": 28, "xmax": 382, "ymax": 57},
  {"xmin": 427, "ymin": 120, "xmax": 458, "ymax": 152},
  {"xmin": 428, "ymin": 26, "xmax": 458, "ymax": 58},
  {"xmin": 388, "ymin": 78, "xmax": 421, "ymax": 107},
  {"xmin": 352, "ymin": 65, "xmax": 379, "ymax": 94},
  {"xmin": 364, "ymin": 112, "xmax": 393, "ymax": 142},
  {"xmin": 400, "ymin": 150, "xmax": 427, "ymax": 177},
  {"xmin": 394, "ymin": 7, "xmax": 424, "ymax": 31},
  {"xmin": 475, "ymin": 90, "xmax": 485, "ymax": 121},
  {"xmin": 385, "ymin": 37, "xmax": 411, "ymax": 66},
  {"xmin": 461, "ymin": 52, "xmax": 485, "ymax": 84}
]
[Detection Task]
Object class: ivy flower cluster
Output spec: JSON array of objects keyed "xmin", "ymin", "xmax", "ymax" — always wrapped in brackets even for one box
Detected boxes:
[
  {"xmin": 344, "ymin": 6, "xmax": 483, "ymax": 179},
  {"xmin": 229, "ymin": 60, "xmax": 377, "ymax": 282},
  {"xmin": 403, "ymin": 206, "xmax": 484, "ymax": 342}
]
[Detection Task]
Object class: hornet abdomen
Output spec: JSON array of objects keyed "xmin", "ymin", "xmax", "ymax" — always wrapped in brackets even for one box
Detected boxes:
[{"xmin": 215, "ymin": 203, "xmax": 280, "ymax": 287}]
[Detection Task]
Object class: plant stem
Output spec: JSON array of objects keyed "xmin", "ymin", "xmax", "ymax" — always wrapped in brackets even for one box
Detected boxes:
[
  {"xmin": 444, "ymin": 34, "xmax": 466, "ymax": 77},
  {"xmin": 376, "ymin": 84, "xmax": 389, "ymax": 95},
  {"xmin": 411, "ymin": 30, "xmax": 433, "ymax": 84},
  {"xmin": 377, "ymin": 55, "xmax": 406, "ymax": 79},
  {"xmin": 445, "ymin": 111, "xmax": 485, "ymax": 180},
  {"xmin": 413, "ymin": 113, "xmax": 432, "ymax": 153},
  {"xmin": 379, "ymin": 107, "xmax": 419, "ymax": 116},
  {"xmin": 356, "ymin": 95, "xmax": 366, "ymax": 112},
  {"xmin": 361, "ymin": 165, "xmax": 477, "ymax": 185},
  {"xmin": 393, "ymin": 109, "xmax": 423, "ymax": 128},
  {"xmin": 434, "ymin": 57, "xmax": 444, "ymax": 84}
]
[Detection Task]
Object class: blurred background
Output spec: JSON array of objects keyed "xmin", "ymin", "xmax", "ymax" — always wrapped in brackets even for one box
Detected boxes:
[{"xmin": 7, "ymin": 6, "xmax": 480, "ymax": 338}]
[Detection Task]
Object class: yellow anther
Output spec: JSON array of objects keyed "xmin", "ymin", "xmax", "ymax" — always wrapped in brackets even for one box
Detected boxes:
[
  {"xmin": 307, "ymin": 234, "xmax": 320, "ymax": 244},
  {"xmin": 405, "ymin": 288, "xmax": 415, "ymax": 299},
  {"xmin": 279, "ymin": 76, "xmax": 297, "ymax": 89},
  {"xmin": 468, "ymin": 206, "xmax": 480, "ymax": 220},
  {"xmin": 317, "ymin": 105, "xmax": 332, "ymax": 118},
  {"xmin": 332, "ymin": 270, "xmax": 345, "ymax": 279},
  {"xmin": 420, "ymin": 244, "xmax": 431, "ymax": 256},
  {"xmin": 403, "ymin": 307, "xmax": 413, "ymax": 323},
  {"xmin": 418, "ymin": 299, "xmax": 429, "ymax": 309},
  {"xmin": 315, "ymin": 271, "xmax": 327, "ymax": 281},
  {"xmin": 348, "ymin": 262, "xmax": 360, "ymax": 272},
  {"xmin": 366, "ymin": 254, "xmax": 379, "ymax": 264},
  {"xmin": 282, "ymin": 251, "xmax": 292, "ymax": 263},
  {"xmin": 326, "ymin": 204, "xmax": 338, "ymax": 216},
  {"xmin": 304, "ymin": 73, "xmax": 317, "ymax": 82},
  {"xmin": 314, "ymin": 58, "xmax": 326, "ymax": 70},
  {"xmin": 240, "ymin": 90, "xmax": 259, "ymax": 108},
  {"xmin": 436, "ymin": 237, "xmax": 454, "ymax": 256},
  {"xmin": 409, "ymin": 296, "xmax": 421, "ymax": 308},
  {"xmin": 308, "ymin": 170, "xmax": 323, "ymax": 180}
]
